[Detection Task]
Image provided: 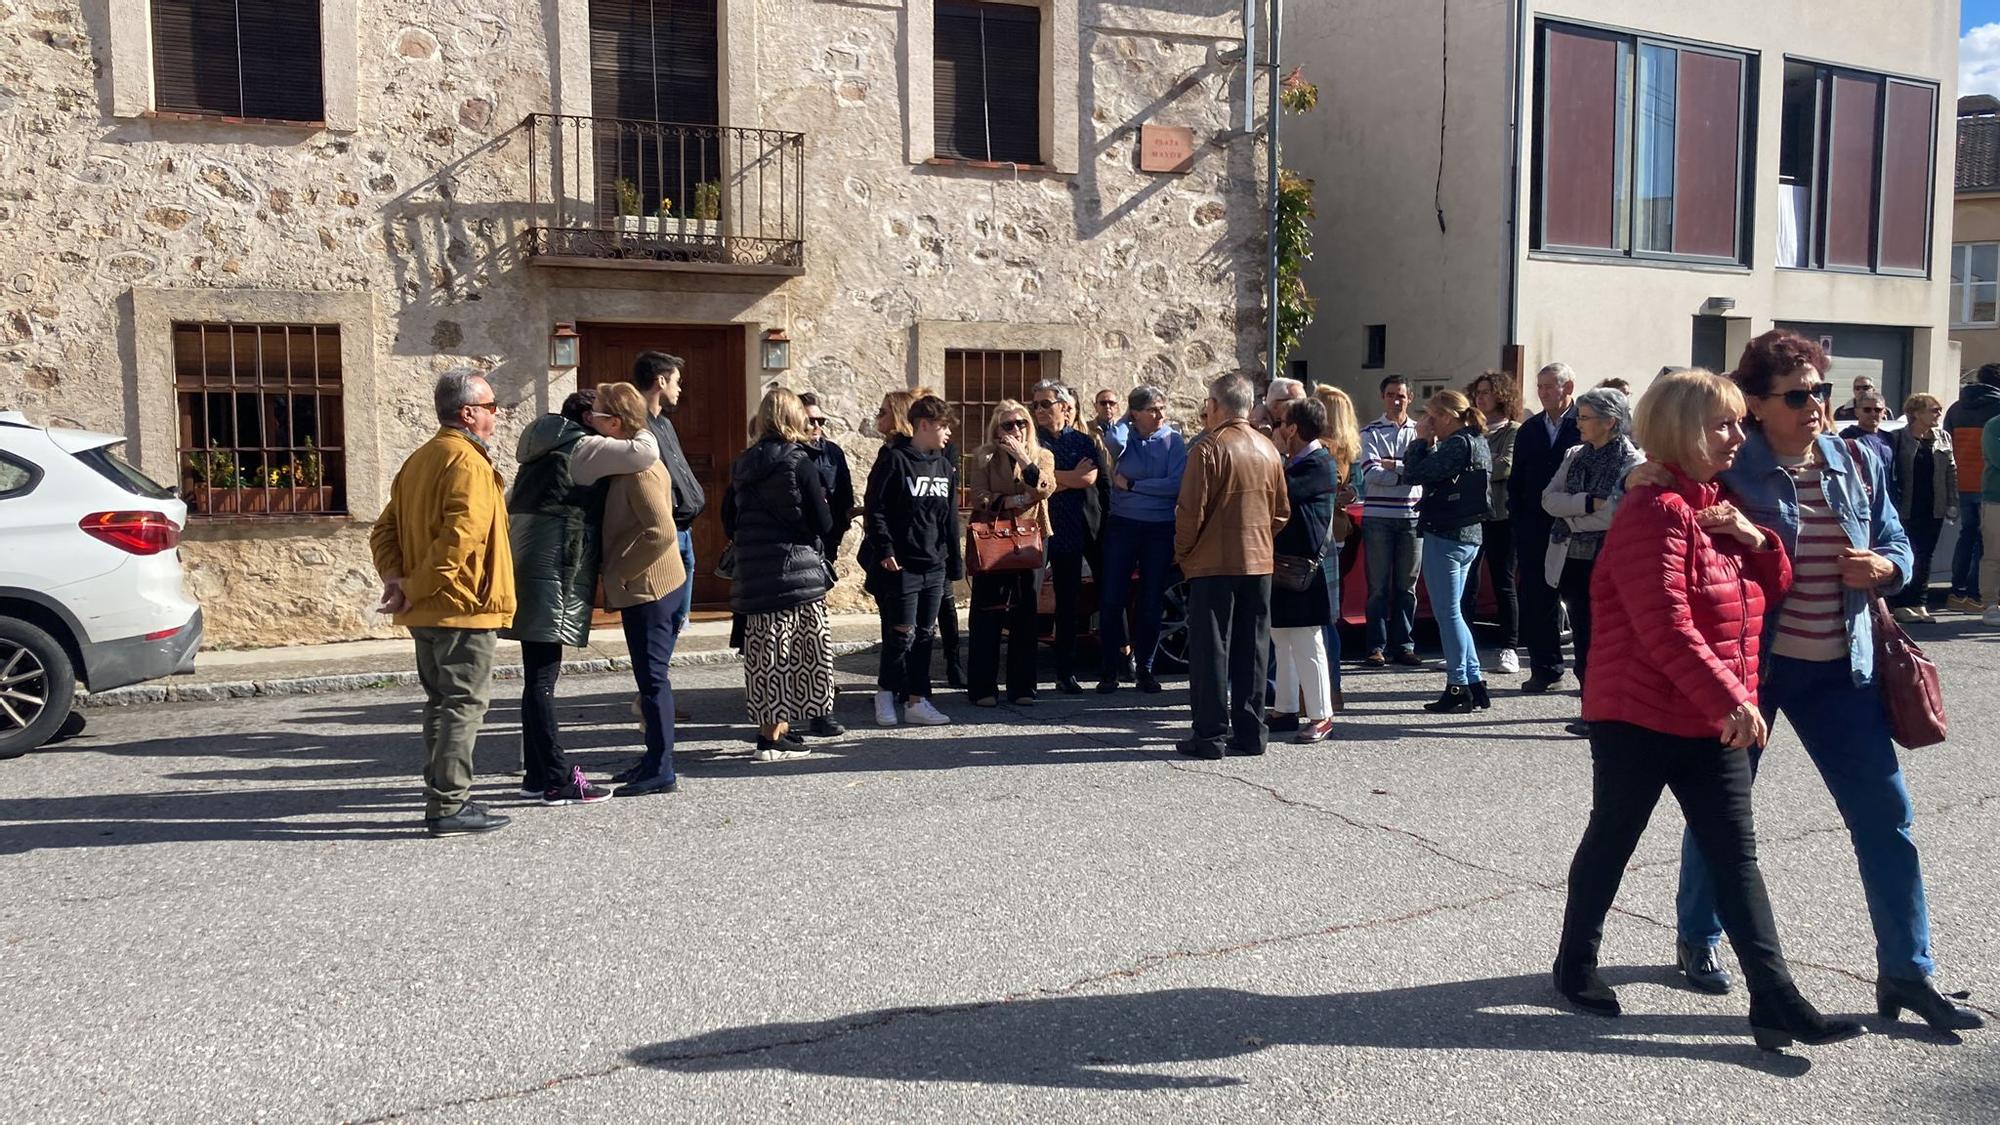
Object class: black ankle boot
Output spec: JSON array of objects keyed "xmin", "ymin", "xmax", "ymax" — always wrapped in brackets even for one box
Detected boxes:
[
  {"xmin": 1877, "ymin": 975, "xmax": 1985, "ymax": 1032},
  {"xmin": 1553, "ymin": 959, "xmax": 1620, "ymax": 1017},
  {"xmin": 1423, "ymin": 685, "xmax": 1473, "ymax": 714},
  {"xmin": 1747, "ymin": 982, "xmax": 1865, "ymax": 1050},
  {"xmin": 1468, "ymin": 680, "xmax": 1491, "ymax": 710}
]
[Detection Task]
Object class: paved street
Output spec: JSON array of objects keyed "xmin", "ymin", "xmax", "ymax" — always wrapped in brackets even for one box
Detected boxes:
[{"xmin": 6, "ymin": 625, "xmax": 1999, "ymax": 1123}]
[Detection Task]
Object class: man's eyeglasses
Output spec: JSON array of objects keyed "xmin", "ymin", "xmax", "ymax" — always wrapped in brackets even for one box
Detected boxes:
[
  {"xmin": 1096, "ymin": 399, "xmax": 1118, "ymax": 409},
  {"xmin": 1857, "ymin": 406, "xmax": 1885, "ymax": 415},
  {"xmin": 1031, "ymin": 399, "xmax": 1059, "ymax": 411},
  {"xmin": 805, "ymin": 416, "xmax": 827, "ymax": 427},
  {"xmin": 999, "ymin": 419, "xmax": 1029, "ymax": 433},
  {"xmin": 1772, "ymin": 384, "xmax": 1834, "ymax": 410},
  {"xmin": 467, "ymin": 401, "xmax": 500, "ymax": 414}
]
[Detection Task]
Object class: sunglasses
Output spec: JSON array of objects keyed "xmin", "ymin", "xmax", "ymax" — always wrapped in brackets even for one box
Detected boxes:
[
  {"xmin": 999, "ymin": 419, "xmax": 1029, "ymax": 432},
  {"xmin": 1031, "ymin": 399, "xmax": 1059, "ymax": 410},
  {"xmin": 806, "ymin": 416, "xmax": 826, "ymax": 427},
  {"xmin": 467, "ymin": 401, "xmax": 500, "ymax": 414},
  {"xmin": 1096, "ymin": 399, "xmax": 1118, "ymax": 408},
  {"xmin": 1771, "ymin": 384, "xmax": 1834, "ymax": 410}
]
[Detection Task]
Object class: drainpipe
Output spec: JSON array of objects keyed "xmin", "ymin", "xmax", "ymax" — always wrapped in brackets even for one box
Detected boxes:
[
  {"xmin": 1504, "ymin": 0, "xmax": 1526, "ymax": 358},
  {"xmin": 1266, "ymin": 0, "xmax": 1283, "ymax": 375},
  {"xmin": 1242, "ymin": 0, "xmax": 1258, "ymax": 133}
]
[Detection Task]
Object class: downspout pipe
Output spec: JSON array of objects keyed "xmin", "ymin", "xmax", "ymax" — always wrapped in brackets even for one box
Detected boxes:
[
  {"xmin": 1266, "ymin": 0, "xmax": 1283, "ymax": 376},
  {"xmin": 1505, "ymin": 0, "xmax": 1526, "ymax": 361},
  {"xmin": 1242, "ymin": 0, "xmax": 1258, "ymax": 133}
]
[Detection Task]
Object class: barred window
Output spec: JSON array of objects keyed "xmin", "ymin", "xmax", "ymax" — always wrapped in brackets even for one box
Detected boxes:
[
  {"xmin": 174, "ymin": 323, "xmax": 346, "ymax": 518},
  {"xmin": 943, "ymin": 348, "xmax": 1044, "ymax": 506}
]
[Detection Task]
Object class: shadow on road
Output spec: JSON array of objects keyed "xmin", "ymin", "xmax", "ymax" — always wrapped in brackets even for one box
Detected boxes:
[{"xmin": 626, "ymin": 973, "xmax": 1821, "ymax": 1086}]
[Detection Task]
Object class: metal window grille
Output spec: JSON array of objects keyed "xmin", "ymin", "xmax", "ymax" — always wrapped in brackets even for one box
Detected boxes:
[
  {"xmin": 943, "ymin": 348, "xmax": 1043, "ymax": 507},
  {"xmin": 173, "ymin": 323, "xmax": 346, "ymax": 519}
]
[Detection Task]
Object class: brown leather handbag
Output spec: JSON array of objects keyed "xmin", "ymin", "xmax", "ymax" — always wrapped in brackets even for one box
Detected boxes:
[
  {"xmin": 1869, "ymin": 595, "xmax": 1948, "ymax": 749},
  {"xmin": 966, "ymin": 514, "xmax": 1046, "ymax": 574}
]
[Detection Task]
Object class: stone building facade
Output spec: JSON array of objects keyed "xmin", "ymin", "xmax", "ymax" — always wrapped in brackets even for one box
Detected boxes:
[{"xmin": 0, "ymin": 0, "xmax": 1271, "ymax": 647}]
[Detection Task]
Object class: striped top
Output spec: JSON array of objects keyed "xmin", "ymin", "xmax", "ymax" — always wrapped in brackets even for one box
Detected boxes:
[
  {"xmin": 1771, "ymin": 452, "xmax": 1848, "ymax": 661},
  {"xmin": 1359, "ymin": 416, "xmax": 1422, "ymax": 520}
]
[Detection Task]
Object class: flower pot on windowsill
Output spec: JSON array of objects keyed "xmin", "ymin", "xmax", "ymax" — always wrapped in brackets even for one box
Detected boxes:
[
  {"xmin": 613, "ymin": 215, "xmax": 661, "ymax": 236},
  {"xmin": 191, "ymin": 485, "xmax": 334, "ymax": 515},
  {"xmin": 270, "ymin": 485, "xmax": 336, "ymax": 514},
  {"xmin": 673, "ymin": 216, "xmax": 722, "ymax": 240}
]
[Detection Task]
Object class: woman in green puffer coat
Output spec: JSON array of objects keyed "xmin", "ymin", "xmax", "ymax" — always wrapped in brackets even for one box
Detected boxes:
[{"xmin": 501, "ymin": 389, "xmax": 658, "ymax": 804}]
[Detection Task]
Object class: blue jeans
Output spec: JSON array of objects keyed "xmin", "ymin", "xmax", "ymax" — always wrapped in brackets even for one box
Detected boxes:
[
  {"xmin": 1420, "ymin": 535, "xmax": 1481, "ymax": 685},
  {"xmin": 1951, "ymin": 493, "xmax": 1983, "ymax": 600},
  {"xmin": 1097, "ymin": 516, "xmax": 1177, "ymax": 676},
  {"xmin": 1676, "ymin": 655, "xmax": 1934, "ymax": 978},
  {"xmin": 671, "ymin": 530, "xmax": 695, "ymax": 632},
  {"xmin": 622, "ymin": 587, "xmax": 686, "ymax": 783},
  {"xmin": 1363, "ymin": 518, "xmax": 1420, "ymax": 655}
]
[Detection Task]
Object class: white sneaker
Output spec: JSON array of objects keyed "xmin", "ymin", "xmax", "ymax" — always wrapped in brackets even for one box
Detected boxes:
[
  {"xmin": 1893, "ymin": 606, "xmax": 1922, "ymax": 624},
  {"xmin": 1983, "ymin": 607, "xmax": 2000, "ymax": 627},
  {"xmin": 903, "ymin": 697, "xmax": 952, "ymax": 726},
  {"xmin": 1917, "ymin": 606, "xmax": 1936, "ymax": 622},
  {"xmin": 1497, "ymin": 649, "xmax": 1521, "ymax": 674},
  {"xmin": 874, "ymin": 690, "xmax": 899, "ymax": 728}
]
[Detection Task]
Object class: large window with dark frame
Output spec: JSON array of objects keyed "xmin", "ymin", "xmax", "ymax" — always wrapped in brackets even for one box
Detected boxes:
[
  {"xmin": 943, "ymin": 348, "xmax": 1045, "ymax": 506},
  {"xmin": 1778, "ymin": 60, "xmax": 1937, "ymax": 275},
  {"xmin": 174, "ymin": 323, "xmax": 346, "ymax": 518},
  {"xmin": 934, "ymin": 1, "xmax": 1042, "ymax": 165},
  {"xmin": 149, "ymin": 0, "xmax": 324, "ymax": 122},
  {"xmin": 1533, "ymin": 22, "xmax": 1753, "ymax": 264}
]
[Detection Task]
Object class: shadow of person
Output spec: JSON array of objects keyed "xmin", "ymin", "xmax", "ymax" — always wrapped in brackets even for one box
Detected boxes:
[{"xmin": 627, "ymin": 972, "xmax": 1814, "ymax": 1090}]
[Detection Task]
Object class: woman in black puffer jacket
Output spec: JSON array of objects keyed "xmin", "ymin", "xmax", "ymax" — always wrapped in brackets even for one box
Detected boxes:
[{"xmin": 722, "ymin": 387, "xmax": 838, "ymax": 759}]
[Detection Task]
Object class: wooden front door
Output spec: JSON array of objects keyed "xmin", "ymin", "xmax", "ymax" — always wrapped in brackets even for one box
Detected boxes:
[{"xmin": 579, "ymin": 322, "xmax": 744, "ymax": 608}]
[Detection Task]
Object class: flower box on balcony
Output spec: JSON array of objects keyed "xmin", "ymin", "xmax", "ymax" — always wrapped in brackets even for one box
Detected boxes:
[{"xmin": 614, "ymin": 215, "xmax": 722, "ymax": 240}]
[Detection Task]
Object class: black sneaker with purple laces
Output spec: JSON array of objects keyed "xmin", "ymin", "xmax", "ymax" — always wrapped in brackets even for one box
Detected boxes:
[{"xmin": 542, "ymin": 766, "xmax": 612, "ymax": 806}]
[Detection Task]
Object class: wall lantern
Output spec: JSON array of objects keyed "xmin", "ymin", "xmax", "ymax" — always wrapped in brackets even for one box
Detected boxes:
[
  {"xmin": 549, "ymin": 322, "xmax": 580, "ymax": 370},
  {"xmin": 761, "ymin": 328, "xmax": 792, "ymax": 371}
]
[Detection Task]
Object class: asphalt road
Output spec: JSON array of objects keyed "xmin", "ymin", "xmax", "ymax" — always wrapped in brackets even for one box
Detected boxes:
[{"xmin": 6, "ymin": 623, "xmax": 1999, "ymax": 1123}]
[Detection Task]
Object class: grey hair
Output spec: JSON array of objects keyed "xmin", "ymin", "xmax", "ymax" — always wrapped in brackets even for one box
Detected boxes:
[
  {"xmin": 1030, "ymin": 379, "xmax": 1076, "ymax": 408},
  {"xmin": 1209, "ymin": 373, "xmax": 1255, "ymax": 416},
  {"xmin": 1538, "ymin": 362, "xmax": 1577, "ymax": 387},
  {"xmin": 1575, "ymin": 386, "xmax": 1633, "ymax": 438},
  {"xmin": 1127, "ymin": 384, "xmax": 1167, "ymax": 413},
  {"xmin": 1264, "ymin": 376, "xmax": 1305, "ymax": 404},
  {"xmin": 434, "ymin": 370, "xmax": 488, "ymax": 424}
]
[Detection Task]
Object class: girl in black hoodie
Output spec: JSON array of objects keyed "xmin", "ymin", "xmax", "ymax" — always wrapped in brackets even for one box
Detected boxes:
[{"xmin": 862, "ymin": 393, "xmax": 959, "ymax": 728}]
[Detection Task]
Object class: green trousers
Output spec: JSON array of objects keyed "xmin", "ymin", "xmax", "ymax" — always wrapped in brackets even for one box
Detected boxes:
[{"xmin": 411, "ymin": 627, "xmax": 497, "ymax": 818}]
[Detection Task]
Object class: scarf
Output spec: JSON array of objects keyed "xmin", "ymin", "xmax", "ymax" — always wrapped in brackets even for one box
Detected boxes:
[{"xmin": 1550, "ymin": 436, "xmax": 1637, "ymax": 556}]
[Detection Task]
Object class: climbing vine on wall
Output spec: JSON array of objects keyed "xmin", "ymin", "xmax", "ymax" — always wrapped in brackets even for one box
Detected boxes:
[{"xmin": 1274, "ymin": 68, "xmax": 1320, "ymax": 366}]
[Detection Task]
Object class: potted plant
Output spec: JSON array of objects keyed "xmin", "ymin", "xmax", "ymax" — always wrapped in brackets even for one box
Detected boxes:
[
  {"xmin": 273, "ymin": 439, "xmax": 334, "ymax": 513},
  {"xmin": 612, "ymin": 177, "xmax": 655, "ymax": 235},
  {"xmin": 683, "ymin": 180, "xmax": 723, "ymax": 239},
  {"xmin": 187, "ymin": 444, "xmax": 244, "ymax": 515}
]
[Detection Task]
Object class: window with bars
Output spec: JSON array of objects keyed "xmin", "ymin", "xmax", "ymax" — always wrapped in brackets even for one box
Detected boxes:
[
  {"xmin": 149, "ymin": 0, "xmax": 324, "ymax": 122},
  {"xmin": 935, "ymin": 1, "xmax": 1042, "ymax": 165},
  {"xmin": 174, "ymin": 323, "xmax": 346, "ymax": 518},
  {"xmin": 943, "ymin": 348, "xmax": 1045, "ymax": 506}
]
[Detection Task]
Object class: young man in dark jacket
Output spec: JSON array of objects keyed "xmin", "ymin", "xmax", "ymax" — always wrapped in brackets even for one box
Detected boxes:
[
  {"xmin": 1509, "ymin": 362, "xmax": 1582, "ymax": 690},
  {"xmin": 861, "ymin": 395, "xmax": 958, "ymax": 728},
  {"xmin": 632, "ymin": 351, "xmax": 706, "ymax": 631},
  {"xmin": 1944, "ymin": 365, "xmax": 2000, "ymax": 609}
]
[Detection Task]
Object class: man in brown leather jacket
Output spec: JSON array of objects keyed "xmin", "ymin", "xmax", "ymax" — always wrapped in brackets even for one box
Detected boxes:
[{"xmin": 1173, "ymin": 373, "xmax": 1290, "ymax": 759}]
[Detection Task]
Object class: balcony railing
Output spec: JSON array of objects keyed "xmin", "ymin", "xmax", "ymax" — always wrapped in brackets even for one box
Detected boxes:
[{"xmin": 526, "ymin": 114, "xmax": 806, "ymax": 274}]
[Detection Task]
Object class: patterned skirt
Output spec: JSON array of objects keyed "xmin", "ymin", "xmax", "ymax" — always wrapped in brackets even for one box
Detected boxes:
[{"xmin": 743, "ymin": 599, "xmax": 836, "ymax": 727}]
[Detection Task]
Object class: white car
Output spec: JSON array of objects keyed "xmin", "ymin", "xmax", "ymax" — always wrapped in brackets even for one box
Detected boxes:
[{"xmin": 0, "ymin": 411, "xmax": 202, "ymax": 757}]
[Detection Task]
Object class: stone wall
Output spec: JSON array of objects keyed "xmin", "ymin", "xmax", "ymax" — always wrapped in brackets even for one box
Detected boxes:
[{"xmin": 0, "ymin": 1, "xmax": 1269, "ymax": 647}]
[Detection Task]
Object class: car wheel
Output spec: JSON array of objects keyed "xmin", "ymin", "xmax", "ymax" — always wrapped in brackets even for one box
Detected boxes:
[
  {"xmin": 1152, "ymin": 580, "xmax": 1191, "ymax": 673},
  {"xmin": 0, "ymin": 618, "xmax": 76, "ymax": 759}
]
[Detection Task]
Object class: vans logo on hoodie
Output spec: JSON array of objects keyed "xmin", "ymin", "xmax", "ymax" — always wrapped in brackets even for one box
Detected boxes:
[{"xmin": 909, "ymin": 475, "xmax": 952, "ymax": 498}]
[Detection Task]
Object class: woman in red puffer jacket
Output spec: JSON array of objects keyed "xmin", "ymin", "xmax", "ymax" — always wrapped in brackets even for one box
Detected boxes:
[{"xmin": 1552, "ymin": 370, "xmax": 1863, "ymax": 1052}]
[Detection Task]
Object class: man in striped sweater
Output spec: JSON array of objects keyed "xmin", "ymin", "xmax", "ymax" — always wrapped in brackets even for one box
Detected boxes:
[{"xmin": 1358, "ymin": 375, "xmax": 1425, "ymax": 667}]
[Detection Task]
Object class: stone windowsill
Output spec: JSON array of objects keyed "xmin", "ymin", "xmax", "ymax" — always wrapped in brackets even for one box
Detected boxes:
[
  {"xmin": 142, "ymin": 110, "xmax": 327, "ymax": 130},
  {"xmin": 923, "ymin": 157, "xmax": 1067, "ymax": 175}
]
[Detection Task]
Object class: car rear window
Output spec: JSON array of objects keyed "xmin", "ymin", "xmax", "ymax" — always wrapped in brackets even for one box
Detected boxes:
[
  {"xmin": 0, "ymin": 452, "xmax": 38, "ymax": 498},
  {"xmin": 75, "ymin": 446, "xmax": 175, "ymax": 500}
]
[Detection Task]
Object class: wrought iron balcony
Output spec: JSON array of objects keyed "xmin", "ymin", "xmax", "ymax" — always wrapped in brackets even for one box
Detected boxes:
[{"xmin": 526, "ymin": 114, "xmax": 806, "ymax": 275}]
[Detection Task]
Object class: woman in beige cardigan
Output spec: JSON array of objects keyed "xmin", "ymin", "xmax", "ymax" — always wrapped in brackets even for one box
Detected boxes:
[
  {"xmin": 966, "ymin": 400, "xmax": 1057, "ymax": 706},
  {"xmin": 591, "ymin": 383, "xmax": 688, "ymax": 797}
]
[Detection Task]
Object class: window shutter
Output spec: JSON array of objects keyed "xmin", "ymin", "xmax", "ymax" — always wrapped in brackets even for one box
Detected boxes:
[
  {"xmin": 1877, "ymin": 79, "xmax": 1935, "ymax": 272},
  {"xmin": 1671, "ymin": 50, "xmax": 1743, "ymax": 259},
  {"xmin": 150, "ymin": 0, "xmax": 321, "ymax": 121},
  {"xmin": 935, "ymin": 2, "xmax": 1041, "ymax": 164},
  {"xmin": 1823, "ymin": 73, "xmax": 1881, "ymax": 269},
  {"xmin": 1540, "ymin": 26, "xmax": 1622, "ymax": 250},
  {"xmin": 589, "ymin": 0, "xmax": 719, "ymax": 125}
]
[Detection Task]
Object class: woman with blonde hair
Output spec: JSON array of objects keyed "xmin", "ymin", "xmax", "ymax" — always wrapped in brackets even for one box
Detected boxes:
[
  {"xmin": 966, "ymin": 399, "xmax": 1057, "ymax": 705},
  {"xmin": 589, "ymin": 382, "xmax": 688, "ymax": 797},
  {"xmin": 723, "ymin": 388, "xmax": 838, "ymax": 760},
  {"xmin": 1556, "ymin": 368, "xmax": 1861, "ymax": 1051},
  {"xmin": 1381, "ymin": 389, "xmax": 1493, "ymax": 712},
  {"xmin": 1310, "ymin": 384, "xmax": 1362, "ymax": 707}
]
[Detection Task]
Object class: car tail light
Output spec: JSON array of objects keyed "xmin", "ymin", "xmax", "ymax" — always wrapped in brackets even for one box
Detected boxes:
[{"xmin": 79, "ymin": 511, "xmax": 181, "ymax": 556}]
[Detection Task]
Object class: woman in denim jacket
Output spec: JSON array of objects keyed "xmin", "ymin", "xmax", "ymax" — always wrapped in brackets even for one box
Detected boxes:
[{"xmin": 1643, "ymin": 330, "xmax": 1981, "ymax": 1033}]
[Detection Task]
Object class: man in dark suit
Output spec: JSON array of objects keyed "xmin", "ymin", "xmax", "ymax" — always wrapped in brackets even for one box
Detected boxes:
[{"xmin": 1507, "ymin": 362, "xmax": 1581, "ymax": 691}]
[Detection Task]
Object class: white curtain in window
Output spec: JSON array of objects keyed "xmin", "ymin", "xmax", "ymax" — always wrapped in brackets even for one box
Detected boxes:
[{"xmin": 1777, "ymin": 184, "xmax": 1808, "ymax": 268}]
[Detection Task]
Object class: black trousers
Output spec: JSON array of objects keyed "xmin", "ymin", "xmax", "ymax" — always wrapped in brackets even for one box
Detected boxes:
[
  {"xmin": 1895, "ymin": 514, "xmax": 1943, "ymax": 609},
  {"xmin": 970, "ymin": 569, "xmax": 1039, "ymax": 700},
  {"xmin": 1049, "ymin": 550, "xmax": 1086, "ymax": 679},
  {"xmin": 519, "ymin": 640, "xmax": 569, "ymax": 791},
  {"xmin": 1517, "ymin": 523, "xmax": 1565, "ymax": 675},
  {"xmin": 1187, "ymin": 575, "xmax": 1272, "ymax": 755},
  {"xmin": 1556, "ymin": 556, "xmax": 1597, "ymax": 687},
  {"xmin": 1462, "ymin": 518, "xmax": 1519, "ymax": 649},
  {"xmin": 876, "ymin": 568, "xmax": 944, "ymax": 699},
  {"xmin": 1558, "ymin": 722, "xmax": 1792, "ymax": 993},
  {"xmin": 937, "ymin": 585, "xmax": 962, "ymax": 681}
]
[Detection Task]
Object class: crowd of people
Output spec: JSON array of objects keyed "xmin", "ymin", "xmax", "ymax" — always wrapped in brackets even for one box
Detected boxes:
[{"xmin": 365, "ymin": 330, "xmax": 1995, "ymax": 1049}]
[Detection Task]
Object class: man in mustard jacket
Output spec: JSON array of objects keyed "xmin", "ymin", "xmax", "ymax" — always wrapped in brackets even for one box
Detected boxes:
[{"xmin": 371, "ymin": 372, "xmax": 518, "ymax": 837}]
